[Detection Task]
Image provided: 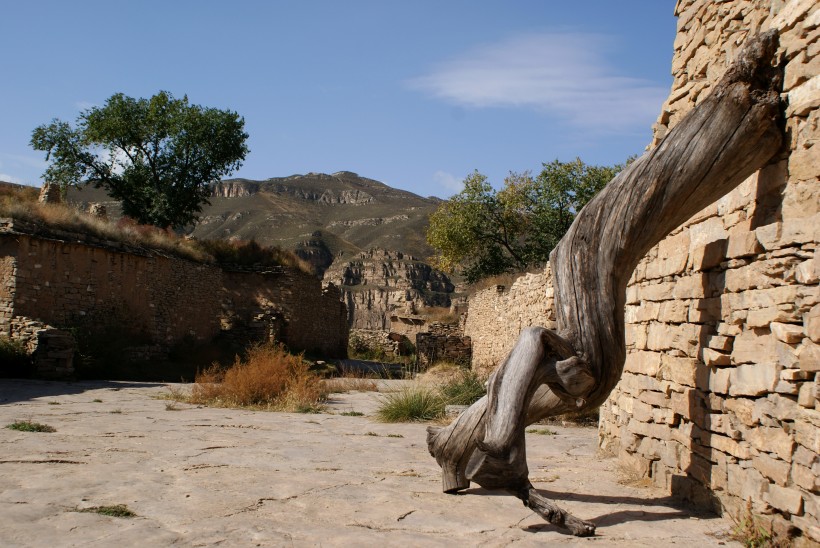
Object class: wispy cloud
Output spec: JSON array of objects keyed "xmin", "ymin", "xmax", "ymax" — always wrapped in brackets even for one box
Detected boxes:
[
  {"xmin": 408, "ymin": 33, "xmax": 667, "ymax": 135},
  {"xmin": 432, "ymin": 170, "xmax": 463, "ymax": 195},
  {"xmin": 0, "ymin": 172, "xmax": 21, "ymax": 184}
]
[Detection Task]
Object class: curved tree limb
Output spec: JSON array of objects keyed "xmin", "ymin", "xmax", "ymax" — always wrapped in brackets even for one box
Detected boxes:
[{"xmin": 428, "ymin": 30, "xmax": 784, "ymax": 536}]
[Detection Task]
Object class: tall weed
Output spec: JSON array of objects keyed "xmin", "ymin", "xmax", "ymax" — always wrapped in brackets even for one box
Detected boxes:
[{"xmin": 189, "ymin": 343, "xmax": 324, "ymax": 411}]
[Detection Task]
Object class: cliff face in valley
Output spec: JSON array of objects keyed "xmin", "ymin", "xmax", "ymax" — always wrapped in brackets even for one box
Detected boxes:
[
  {"xmin": 67, "ymin": 171, "xmax": 442, "ymax": 275},
  {"xmin": 323, "ymin": 248, "xmax": 455, "ymax": 329},
  {"xmin": 66, "ymin": 171, "xmax": 458, "ymax": 328},
  {"xmin": 191, "ymin": 171, "xmax": 441, "ymax": 273}
]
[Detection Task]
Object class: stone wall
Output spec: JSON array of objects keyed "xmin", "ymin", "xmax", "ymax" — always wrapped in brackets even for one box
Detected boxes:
[
  {"xmin": 416, "ymin": 322, "xmax": 472, "ymax": 370},
  {"xmin": 222, "ymin": 270, "xmax": 348, "ymax": 357},
  {"xmin": 348, "ymin": 328, "xmax": 413, "ymax": 360},
  {"xmin": 462, "ymin": 268, "xmax": 554, "ymax": 376},
  {"xmin": 599, "ymin": 0, "xmax": 820, "ymax": 541},
  {"xmin": 457, "ymin": 1, "xmax": 819, "ymax": 541},
  {"xmin": 0, "ymin": 221, "xmax": 348, "ymax": 376}
]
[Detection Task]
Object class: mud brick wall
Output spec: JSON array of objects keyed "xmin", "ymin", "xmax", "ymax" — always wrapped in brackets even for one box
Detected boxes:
[
  {"xmin": 463, "ymin": 268, "xmax": 555, "ymax": 376},
  {"xmin": 222, "ymin": 270, "xmax": 348, "ymax": 358},
  {"xmin": 598, "ymin": 0, "xmax": 819, "ymax": 541},
  {"xmin": 2, "ymin": 231, "xmax": 223, "ymax": 345},
  {"xmin": 0, "ymin": 224, "xmax": 349, "ymax": 370}
]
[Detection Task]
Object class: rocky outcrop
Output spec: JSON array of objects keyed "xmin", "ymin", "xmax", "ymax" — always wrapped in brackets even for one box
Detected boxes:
[
  {"xmin": 210, "ymin": 180, "xmax": 259, "ymax": 198},
  {"xmin": 324, "ymin": 249, "xmax": 455, "ymax": 330},
  {"xmin": 328, "ymin": 215, "xmax": 410, "ymax": 228},
  {"xmin": 294, "ymin": 232, "xmax": 336, "ymax": 274}
]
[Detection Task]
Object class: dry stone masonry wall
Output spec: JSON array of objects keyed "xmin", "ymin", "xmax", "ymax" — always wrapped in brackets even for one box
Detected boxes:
[
  {"xmin": 416, "ymin": 322, "xmax": 472, "ymax": 371},
  {"xmin": 0, "ymin": 220, "xmax": 348, "ymax": 376},
  {"xmin": 598, "ymin": 0, "xmax": 820, "ymax": 541},
  {"xmin": 463, "ymin": 268, "xmax": 555, "ymax": 376},
  {"xmin": 460, "ymin": 1, "xmax": 819, "ymax": 541}
]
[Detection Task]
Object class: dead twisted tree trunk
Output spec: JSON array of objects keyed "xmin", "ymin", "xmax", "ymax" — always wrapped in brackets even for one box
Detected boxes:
[{"xmin": 427, "ymin": 31, "xmax": 784, "ymax": 536}]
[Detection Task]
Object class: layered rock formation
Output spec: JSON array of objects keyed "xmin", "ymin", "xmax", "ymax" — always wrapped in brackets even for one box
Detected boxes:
[{"xmin": 323, "ymin": 248, "xmax": 455, "ymax": 330}]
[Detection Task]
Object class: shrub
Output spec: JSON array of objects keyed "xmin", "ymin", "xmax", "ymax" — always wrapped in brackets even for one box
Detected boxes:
[
  {"xmin": 188, "ymin": 343, "xmax": 324, "ymax": 411},
  {"xmin": 6, "ymin": 420, "xmax": 55, "ymax": 432},
  {"xmin": 376, "ymin": 365, "xmax": 487, "ymax": 422},
  {"xmin": 376, "ymin": 385, "xmax": 445, "ymax": 422},
  {"xmin": 439, "ymin": 369, "xmax": 486, "ymax": 406},
  {"xmin": 0, "ymin": 336, "xmax": 31, "ymax": 378}
]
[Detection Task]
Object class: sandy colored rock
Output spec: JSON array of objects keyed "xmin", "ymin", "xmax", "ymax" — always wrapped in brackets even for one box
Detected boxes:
[{"xmin": 0, "ymin": 380, "xmax": 740, "ymax": 547}]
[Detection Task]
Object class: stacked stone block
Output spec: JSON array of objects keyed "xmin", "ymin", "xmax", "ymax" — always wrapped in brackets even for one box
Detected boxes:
[
  {"xmin": 599, "ymin": 0, "xmax": 820, "ymax": 541},
  {"xmin": 463, "ymin": 268, "xmax": 554, "ymax": 376},
  {"xmin": 0, "ymin": 220, "xmax": 349, "ymax": 376},
  {"xmin": 459, "ymin": 0, "xmax": 818, "ymax": 540},
  {"xmin": 416, "ymin": 322, "xmax": 471, "ymax": 370}
]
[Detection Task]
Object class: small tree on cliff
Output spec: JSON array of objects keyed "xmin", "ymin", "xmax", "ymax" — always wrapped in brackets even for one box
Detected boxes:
[
  {"xmin": 31, "ymin": 91, "xmax": 249, "ymax": 229},
  {"xmin": 426, "ymin": 159, "xmax": 623, "ymax": 283}
]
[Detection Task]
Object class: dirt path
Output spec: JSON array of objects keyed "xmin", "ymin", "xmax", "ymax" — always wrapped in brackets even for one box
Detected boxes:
[{"xmin": 0, "ymin": 380, "xmax": 739, "ymax": 546}]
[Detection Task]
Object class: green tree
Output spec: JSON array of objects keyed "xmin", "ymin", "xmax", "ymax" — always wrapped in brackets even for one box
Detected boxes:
[
  {"xmin": 427, "ymin": 158, "xmax": 623, "ymax": 283},
  {"xmin": 31, "ymin": 91, "xmax": 249, "ymax": 229}
]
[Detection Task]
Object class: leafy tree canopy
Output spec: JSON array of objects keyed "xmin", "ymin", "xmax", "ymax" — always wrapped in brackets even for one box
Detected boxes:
[
  {"xmin": 31, "ymin": 91, "xmax": 249, "ymax": 229},
  {"xmin": 427, "ymin": 158, "xmax": 625, "ymax": 283}
]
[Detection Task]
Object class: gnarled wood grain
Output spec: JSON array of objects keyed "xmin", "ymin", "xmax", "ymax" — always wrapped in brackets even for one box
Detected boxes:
[{"xmin": 428, "ymin": 31, "xmax": 784, "ymax": 536}]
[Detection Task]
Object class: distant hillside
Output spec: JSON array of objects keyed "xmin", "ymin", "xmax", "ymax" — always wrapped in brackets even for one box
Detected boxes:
[{"xmin": 68, "ymin": 171, "xmax": 442, "ymax": 273}]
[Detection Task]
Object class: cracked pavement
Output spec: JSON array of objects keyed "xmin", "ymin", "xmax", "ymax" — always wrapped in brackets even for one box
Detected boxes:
[{"xmin": 0, "ymin": 379, "xmax": 739, "ymax": 546}]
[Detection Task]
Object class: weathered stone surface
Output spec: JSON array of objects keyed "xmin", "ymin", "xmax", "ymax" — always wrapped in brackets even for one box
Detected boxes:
[
  {"xmin": 806, "ymin": 304, "xmax": 820, "ymax": 343},
  {"xmin": 770, "ymin": 322, "xmax": 805, "ymax": 344},
  {"xmin": 798, "ymin": 341, "xmax": 820, "ymax": 371},
  {"xmin": 753, "ymin": 453, "xmax": 791, "ymax": 486},
  {"xmin": 624, "ymin": 351, "xmax": 662, "ymax": 376},
  {"xmin": 764, "ymin": 485, "xmax": 804, "ymax": 515},
  {"xmin": 731, "ymin": 329, "xmax": 780, "ymax": 365},
  {"xmin": 0, "ymin": 380, "xmax": 742, "ymax": 547},
  {"xmin": 798, "ymin": 378, "xmax": 818, "ymax": 408}
]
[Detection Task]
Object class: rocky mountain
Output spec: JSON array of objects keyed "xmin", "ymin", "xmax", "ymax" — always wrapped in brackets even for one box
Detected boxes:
[
  {"xmin": 194, "ymin": 171, "xmax": 442, "ymax": 273},
  {"xmin": 66, "ymin": 172, "xmax": 457, "ymax": 330},
  {"xmin": 68, "ymin": 171, "xmax": 442, "ymax": 274}
]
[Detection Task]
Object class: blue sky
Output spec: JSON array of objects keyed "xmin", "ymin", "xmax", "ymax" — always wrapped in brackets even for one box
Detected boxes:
[{"xmin": 1, "ymin": 1, "xmax": 676, "ymax": 198}]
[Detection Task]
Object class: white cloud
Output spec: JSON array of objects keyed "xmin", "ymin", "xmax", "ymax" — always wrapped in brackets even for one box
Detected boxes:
[
  {"xmin": 433, "ymin": 170, "xmax": 463, "ymax": 195},
  {"xmin": 0, "ymin": 172, "xmax": 21, "ymax": 184},
  {"xmin": 408, "ymin": 33, "xmax": 667, "ymax": 135}
]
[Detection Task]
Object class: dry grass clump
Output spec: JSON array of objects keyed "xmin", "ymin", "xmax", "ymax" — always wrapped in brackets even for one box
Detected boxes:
[
  {"xmin": 0, "ymin": 197, "xmax": 210, "ymax": 262},
  {"xmin": 421, "ymin": 306, "xmax": 460, "ymax": 324},
  {"xmin": 187, "ymin": 343, "xmax": 325, "ymax": 412},
  {"xmin": 193, "ymin": 238, "xmax": 313, "ymax": 274},
  {"xmin": 376, "ymin": 364, "xmax": 487, "ymax": 422},
  {"xmin": 0, "ymin": 191, "xmax": 310, "ymax": 273},
  {"xmin": 321, "ymin": 363, "xmax": 381, "ymax": 394}
]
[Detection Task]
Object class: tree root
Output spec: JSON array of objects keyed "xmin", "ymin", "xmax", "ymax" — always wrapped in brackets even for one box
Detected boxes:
[{"xmin": 515, "ymin": 485, "xmax": 596, "ymax": 536}]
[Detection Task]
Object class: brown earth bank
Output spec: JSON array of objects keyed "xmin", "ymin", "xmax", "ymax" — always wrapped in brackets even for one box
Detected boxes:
[{"xmin": 0, "ymin": 380, "xmax": 739, "ymax": 547}]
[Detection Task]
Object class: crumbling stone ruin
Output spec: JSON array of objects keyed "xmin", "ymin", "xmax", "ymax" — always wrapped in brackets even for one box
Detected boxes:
[{"xmin": 0, "ymin": 218, "xmax": 348, "ymax": 377}]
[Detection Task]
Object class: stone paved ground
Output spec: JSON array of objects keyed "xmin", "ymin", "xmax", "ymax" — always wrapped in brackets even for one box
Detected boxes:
[{"xmin": 0, "ymin": 380, "xmax": 740, "ymax": 547}]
